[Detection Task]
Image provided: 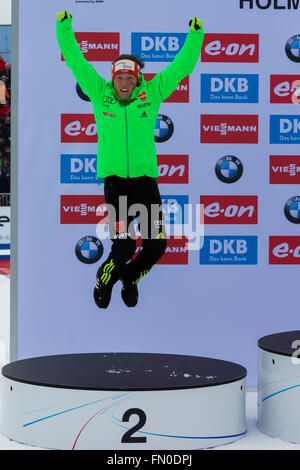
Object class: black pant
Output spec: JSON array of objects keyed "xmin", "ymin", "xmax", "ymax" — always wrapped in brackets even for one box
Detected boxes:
[{"xmin": 98, "ymin": 175, "xmax": 167, "ymax": 286}]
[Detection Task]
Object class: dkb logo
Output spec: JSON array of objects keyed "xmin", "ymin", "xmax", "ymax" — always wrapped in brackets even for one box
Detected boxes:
[{"xmin": 131, "ymin": 33, "xmax": 187, "ymax": 62}]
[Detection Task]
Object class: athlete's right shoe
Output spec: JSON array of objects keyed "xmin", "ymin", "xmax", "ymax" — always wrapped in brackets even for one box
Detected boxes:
[
  {"xmin": 93, "ymin": 278, "xmax": 113, "ymax": 309},
  {"xmin": 94, "ymin": 262, "xmax": 116, "ymax": 309}
]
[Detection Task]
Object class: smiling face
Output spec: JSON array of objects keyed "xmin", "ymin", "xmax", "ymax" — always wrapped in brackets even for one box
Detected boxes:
[{"xmin": 113, "ymin": 73, "xmax": 138, "ymax": 100}]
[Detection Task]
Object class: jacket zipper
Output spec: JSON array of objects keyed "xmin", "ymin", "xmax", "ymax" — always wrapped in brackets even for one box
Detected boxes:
[{"xmin": 124, "ymin": 105, "xmax": 130, "ymax": 178}]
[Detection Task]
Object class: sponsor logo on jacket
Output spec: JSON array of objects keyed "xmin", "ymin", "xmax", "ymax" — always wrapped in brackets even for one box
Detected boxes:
[
  {"xmin": 157, "ymin": 155, "xmax": 189, "ymax": 183},
  {"xmin": 61, "ymin": 32, "xmax": 120, "ymax": 61},
  {"xmin": 200, "ymin": 236, "xmax": 258, "ymax": 265},
  {"xmin": 201, "ymin": 74, "xmax": 259, "ymax": 103},
  {"xmin": 201, "ymin": 115, "xmax": 258, "ymax": 143},
  {"xmin": 201, "ymin": 34, "xmax": 259, "ymax": 63},
  {"xmin": 269, "ymin": 236, "xmax": 300, "ymax": 264},
  {"xmin": 269, "ymin": 155, "xmax": 300, "ymax": 184},
  {"xmin": 270, "ymin": 115, "xmax": 300, "ymax": 143},
  {"xmin": 200, "ymin": 195, "xmax": 258, "ymax": 224},
  {"xmin": 270, "ymin": 75, "xmax": 300, "ymax": 103},
  {"xmin": 131, "ymin": 33, "xmax": 187, "ymax": 62}
]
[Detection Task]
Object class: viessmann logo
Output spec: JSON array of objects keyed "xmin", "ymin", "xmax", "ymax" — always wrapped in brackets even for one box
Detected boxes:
[
  {"xmin": 61, "ymin": 32, "xmax": 120, "ymax": 61},
  {"xmin": 61, "ymin": 115, "xmax": 97, "ymax": 143},
  {"xmin": 144, "ymin": 73, "xmax": 189, "ymax": 103},
  {"xmin": 269, "ymin": 236, "xmax": 300, "ymax": 265},
  {"xmin": 201, "ymin": 34, "xmax": 259, "ymax": 63},
  {"xmin": 269, "ymin": 155, "xmax": 300, "ymax": 184},
  {"xmin": 60, "ymin": 196, "xmax": 107, "ymax": 224},
  {"xmin": 201, "ymin": 115, "xmax": 258, "ymax": 143},
  {"xmin": 270, "ymin": 75, "xmax": 300, "ymax": 103},
  {"xmin": 200, "ymin": 195, "xmax": 258, "ymax": 224}
]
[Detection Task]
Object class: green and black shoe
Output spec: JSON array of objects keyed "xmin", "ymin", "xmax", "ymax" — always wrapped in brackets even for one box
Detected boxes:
[
  {"xmin": 94, "ymin": 277, "xmax": 113, "ymax": 309},
  {"xmin": 120, "ymin": 278, "xmax": 139, "ymax": 308},
  {"xmin": 94, "ymin": 260, "xmax": 116, "ymax": 309}
]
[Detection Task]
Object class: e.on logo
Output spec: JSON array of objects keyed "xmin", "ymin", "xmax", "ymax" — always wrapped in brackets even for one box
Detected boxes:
[
  {"xmin": 269, "ymin": 236, "xmax": 300, "ymax": 264},
  {"xmin": 270, "ymin": 75, "xmax": 300, "ymax": 104},
  {"xmin": 61, "ymin": 115, "xmax": 97, "ymax": 143},
  {"xmin": 200, "ymin": 195, "xmax": 258, "ymax": 224},
  {"xmin": 201, "ymin": 34, "xmax": 259, "ymax": 63},
  {"xmin": 157, "ymin": 155, "xmax": 189, "ymax": 183}
]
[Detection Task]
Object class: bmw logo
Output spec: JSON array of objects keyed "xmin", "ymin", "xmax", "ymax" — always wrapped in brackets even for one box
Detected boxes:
[
  {"xmin": 76, "ymin": 82, "xmax": 91, "ymax": 102},
  {"xmin": 285, "ymin": 35, "xmax": 300, "ymax": 63},
  {"xmin": 155, "ymin": 114, "xmax": 174, "ymax": 143},
  {"xmin": 75, "ymin": 236, "xmax": 104, "ymax": 264},
  {"xmin": 284, "ymin": 196, "xmax": 300, "ymax": 224},
  {"xmin": 215, "ymin": 156, "xmax": 243, "ymax": 184}
]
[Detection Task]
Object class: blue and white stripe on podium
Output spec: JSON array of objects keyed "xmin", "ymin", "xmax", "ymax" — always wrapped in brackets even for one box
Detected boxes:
[{"xmin": 0, "ymin": 244, "xmax": 10, "ymax": 260}]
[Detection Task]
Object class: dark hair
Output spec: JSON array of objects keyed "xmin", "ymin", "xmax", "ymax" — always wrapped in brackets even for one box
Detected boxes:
[{"xmin": 112, "ymin": 54, "xmax": 145, "ymax": 70}]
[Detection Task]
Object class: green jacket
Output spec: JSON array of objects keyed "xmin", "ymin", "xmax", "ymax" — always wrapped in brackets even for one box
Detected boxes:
[{"xmin": 56, "ymin": 18, "xmax": 204, "ymax": 179}]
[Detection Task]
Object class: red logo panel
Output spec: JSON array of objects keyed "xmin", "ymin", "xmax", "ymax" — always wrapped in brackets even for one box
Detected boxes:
[
  {"xmin": 157, "ymin": 155, "xmax": 189, "ymax": 184},
  {"xmin": 270, "ymin": 156, "xmax": 300, "ymax": 184},
  {"xmin": 133, "ymin": 236, "xmax": 188, "ymax": 264},
  {"xmin": 61, "ymin": 196, "xmax": 107, "ymax": 224},
  {"xmin": 201, "ymin": 34, "xmax": 259, "ymax": 63},
  {"xmin": 61, "ymin": 114, "xmax": 98, "ymax": 143},
  {"xmin": 200, "ymin": 195, "xmax": 258, "ymax": 224},
  {"xmin": 144, "ymin": 73, "xmax": 189, "ymax": 103},
  {"xmin": 270, "ymin": 75, "xmax": 300, "ymax": 104},
  {"xmin": 201, "ymin": 115, "xmax": 258, "ymax": 144},
  {"xmin": 61, "ymin": 33, "xmax": 120, "ymax": 61},
  {"xmin": 269, "ymin": 236, "xmax": 300, "ymax": 265}
]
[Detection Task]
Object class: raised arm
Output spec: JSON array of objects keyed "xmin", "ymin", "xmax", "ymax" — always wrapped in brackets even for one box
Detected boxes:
[
  {"xmin": 148, "ymin": 18, "xmax": 204, "ymax": 103},
  {"xmin": 56, "ymin": 11, "xmax": 106, "ymax": 102}
]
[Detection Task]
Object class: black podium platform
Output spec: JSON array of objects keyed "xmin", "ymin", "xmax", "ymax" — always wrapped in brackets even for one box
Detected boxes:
[
  {"xmin": 1, "ymin": 352, "xmax": 247, "ymax": 450},
  {"xmin": 258, "ymin": 330, "xmax": 300, "ymax": 357},
  {"xmin": 2, "ymin": 352, "xmax": 246, "ymax": 390}
]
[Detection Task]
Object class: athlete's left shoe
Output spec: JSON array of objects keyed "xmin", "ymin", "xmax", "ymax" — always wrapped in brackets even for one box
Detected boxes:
[{"xmin": 120, "ymin": 278, "xmax": 138, "ymax": 308}]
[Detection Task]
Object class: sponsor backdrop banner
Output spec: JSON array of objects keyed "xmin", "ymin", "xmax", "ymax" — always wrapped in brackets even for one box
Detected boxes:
[{"xmin": 16, "ymin": 0, "xmax": 300, "ymax": 385}]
